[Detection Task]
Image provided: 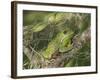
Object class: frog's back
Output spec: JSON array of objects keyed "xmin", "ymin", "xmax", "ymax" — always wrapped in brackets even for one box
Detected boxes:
[{"xmin": 42, "ymin": 32, "xmax": 63, "ymax": 59}]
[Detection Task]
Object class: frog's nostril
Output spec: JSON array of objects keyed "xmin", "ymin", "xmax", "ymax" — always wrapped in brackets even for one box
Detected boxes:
[{"xmin": 63, "ymin": 31, "xmax": 67, "ymax": 34}]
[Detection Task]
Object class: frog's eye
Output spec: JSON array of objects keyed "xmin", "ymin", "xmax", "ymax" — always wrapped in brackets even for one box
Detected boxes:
[{"xmin": 63, "ymin": 31, "xmax": 67, "ymax": 34}]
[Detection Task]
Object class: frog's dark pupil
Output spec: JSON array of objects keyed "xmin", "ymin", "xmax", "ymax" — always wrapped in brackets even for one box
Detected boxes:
[{"xmin": 63, "ymin": 31, "xmax": 67, "ymax": 34}]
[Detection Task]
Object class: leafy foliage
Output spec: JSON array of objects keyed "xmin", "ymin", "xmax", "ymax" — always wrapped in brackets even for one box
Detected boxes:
[{"xmin": 23, "ymin": 10, "xmax": 91, "ymax": 69}]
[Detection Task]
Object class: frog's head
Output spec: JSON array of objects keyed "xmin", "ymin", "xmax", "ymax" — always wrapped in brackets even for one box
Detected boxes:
[{"xmin": 59, "ymin": 29, "xmax": 74, "ymax": 52}]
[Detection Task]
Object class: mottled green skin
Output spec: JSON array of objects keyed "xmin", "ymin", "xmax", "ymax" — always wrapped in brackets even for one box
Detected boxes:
[{"xmin": 42, "ymin": 30, "xmax": 74, "ymax": 59}]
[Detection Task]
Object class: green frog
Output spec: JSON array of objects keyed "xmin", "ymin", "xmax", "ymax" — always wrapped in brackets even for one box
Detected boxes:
[{"xmin": 42, "ymin": 29, "xmax": 74, "ymax": 59}]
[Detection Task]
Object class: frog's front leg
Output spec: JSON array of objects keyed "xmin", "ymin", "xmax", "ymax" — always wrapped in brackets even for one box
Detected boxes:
[{"xmin": 59, "ymin": 41, "xmax": 73, "ymax": 53}]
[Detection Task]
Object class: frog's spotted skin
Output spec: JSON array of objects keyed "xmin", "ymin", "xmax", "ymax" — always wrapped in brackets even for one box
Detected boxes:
[{"xmin": 42, "ymin": 29, "xmax": 74, "ymax": 59}]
